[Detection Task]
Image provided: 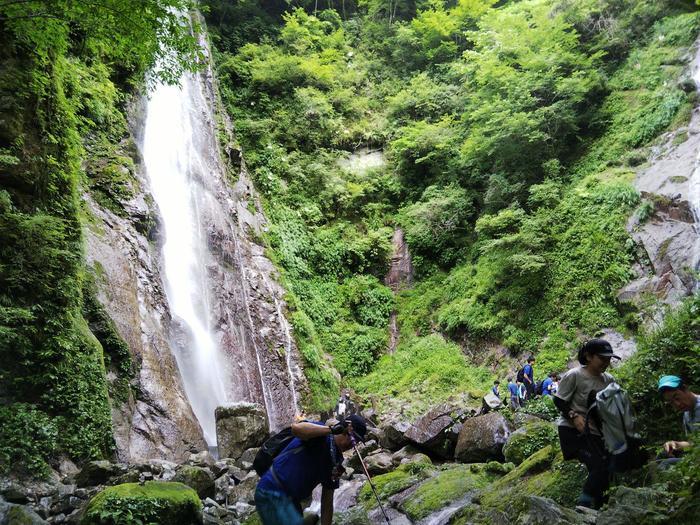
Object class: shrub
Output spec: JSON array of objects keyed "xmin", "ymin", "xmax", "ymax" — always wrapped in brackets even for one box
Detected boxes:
[{"xmin": 0, "ymin": 404, "xmax": 58, "ymax": 477}]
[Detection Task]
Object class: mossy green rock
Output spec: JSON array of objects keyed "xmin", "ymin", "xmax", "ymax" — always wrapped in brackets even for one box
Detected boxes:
[
  {"xmin": 172, "ymin": 465, "xmax": 215, "ymax": 499},
  {"xmin": 358, "ymin": 461, "xmax": 434, "ymax": 510},
  {"xmin": 503, "ymin": 420, "xmax": 559, "ymax": 465},
  {"xmin": 399, "ymin": 464, "xmax": 495, "ymax": 521},
  {"xmin": 0, "ymin": 501, "xmax": 47, "ymax": 524},
  {"xmin": 80, "ymin": 481, "xmax": 202, "ymax": 525}
]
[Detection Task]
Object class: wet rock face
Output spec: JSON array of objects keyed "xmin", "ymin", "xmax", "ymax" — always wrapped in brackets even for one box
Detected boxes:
[
  {"xmin": 622, "ymin": 44, "xmax": 700, "ymax": 312},
  {"xmin": 454, "ymin": 412, "xmax": 512, "ymax": 463},
  {"xmin": 84, "ymin": 186, "xmax": 206, "ymax": 462},
  {"xmin": 215, "ymin": 402, "xmax": 269, "ymax": 460}
]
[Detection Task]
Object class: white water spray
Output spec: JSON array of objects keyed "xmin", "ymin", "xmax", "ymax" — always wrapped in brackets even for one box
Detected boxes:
[{"xmin": 142, "ymin": 76, "xmax": 229, "ymax": 445}]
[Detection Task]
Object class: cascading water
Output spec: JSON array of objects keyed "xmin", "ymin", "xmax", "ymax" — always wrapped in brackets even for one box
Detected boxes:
[
  {"xmin": 139, "ymin": 29, "xmax": 303, "ymax": 445},
  {"xmin": 142, "ymin": 76, "xmax": 230, "ymax": 445}
]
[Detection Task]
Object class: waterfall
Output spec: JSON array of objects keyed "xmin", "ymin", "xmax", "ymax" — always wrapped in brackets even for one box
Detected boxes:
[{"xmin": 142, "ymin": 76, "xmax": 230, "ymax": 445}]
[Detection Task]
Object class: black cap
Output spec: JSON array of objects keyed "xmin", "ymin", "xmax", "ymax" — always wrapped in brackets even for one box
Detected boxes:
[
  {"xmin": 578, "ymin": 338, "xmax": 620, "ymax": 365},
  {"xmin": 345, "ymin": 414, "xmax": 367, "ymax": 443}
]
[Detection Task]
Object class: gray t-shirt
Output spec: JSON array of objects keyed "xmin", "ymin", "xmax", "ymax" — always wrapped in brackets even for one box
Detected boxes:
[
  {"xmin": 683, "ymin": 395, "xmax": 700, "ymax": 435},
  {"xmin": 555, "ymin": 366, "xmax": 615, "ymax": 433}
]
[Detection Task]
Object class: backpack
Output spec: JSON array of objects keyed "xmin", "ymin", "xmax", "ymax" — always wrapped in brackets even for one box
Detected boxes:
[
  {"xmin": 534, "ymin": 380, "xmax": 544, "ymax": 396},
  {"xmin": 516, "ymin": 368, "xmax": 526, "ymax": 383},
  {"xmin": 253, "ymin": 427, "xmax": 303, "ymax": 476},
  {"xmin": 586, "ymin": 382, "xmax": 646, "ymax": 472}
]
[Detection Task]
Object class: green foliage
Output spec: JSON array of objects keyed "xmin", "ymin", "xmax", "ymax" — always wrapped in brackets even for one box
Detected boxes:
[
  {"xmin": 520, "ymin": 395, "xmax": 559, "ymax": 422},
  {"xmin": 354, "ymin": 334, "xmax": 492, "ymax": 411},
  {"xmin": 80, "ymin": 482, "xmax": 202, "ymax": 525},
  {"xmin": 399, "ymin": 184, "xmax": 474, "ymax": 274},
  {"xmin": 0, "ymin": 404, "xmax": 58, "ymax": 477}
]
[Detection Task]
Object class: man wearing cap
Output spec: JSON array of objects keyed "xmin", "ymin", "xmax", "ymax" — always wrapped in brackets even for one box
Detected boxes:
[
  {"xmin": 553, "ymin": 338, "xmax": 620, "ymax": 509},
  {"xmin": 255, "ymin": 414, "xmax": 367, "ymax": 525},
  {"xmin": 658, "ymin": 375, "xmax": 699, "ymax": 458}
]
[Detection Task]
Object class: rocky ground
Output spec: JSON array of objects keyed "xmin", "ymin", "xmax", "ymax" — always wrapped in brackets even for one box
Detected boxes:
[{"xmin": 0, "ymin": 400, "xmax": 678, "ymax": 525}]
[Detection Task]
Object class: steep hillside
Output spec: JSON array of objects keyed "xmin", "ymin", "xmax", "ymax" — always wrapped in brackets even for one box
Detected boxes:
[{"xmin": 204, "ymin": 0, "xmax": 700, "ymax": 414}]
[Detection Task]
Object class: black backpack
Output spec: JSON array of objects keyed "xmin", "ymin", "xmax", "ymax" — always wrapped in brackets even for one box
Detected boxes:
[
  {"xmin": 516, "ymin": 368, "xmax": 526, "ymax": 383},
  {"xmin": 253, "ymin": 427, "xmax": 302, "ymax": 476}
]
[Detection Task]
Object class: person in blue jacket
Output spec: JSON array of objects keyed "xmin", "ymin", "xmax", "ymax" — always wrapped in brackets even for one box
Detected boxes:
[
  {"xmin": 541, "ymin": 372, "xmax": 556, "ymax": 396},
  {"xmin": 255, "ymin": 415, "xmax": 367, "ymax": 525}
]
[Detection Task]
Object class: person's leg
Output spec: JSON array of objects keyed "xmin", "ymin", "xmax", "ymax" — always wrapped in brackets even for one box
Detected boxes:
[
  {"xmin": 255, "ymin": 486, "xmax": 304, "ymax": 525},
  {"xmin": 576, "ymin": 435, "xmax": 610, "ymax": 509},
  {"xmin": 558, "ymin": 426, "xmax": 606, "ymax": 508}
]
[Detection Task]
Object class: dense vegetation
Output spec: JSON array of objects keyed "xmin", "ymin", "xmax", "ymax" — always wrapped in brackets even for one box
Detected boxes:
[
  {"xmin": 204, "ymin": 0, "xmax": 700, "ymax": 413},
  {"xmin": 1, "ymin": 0, "xmax": 698, "ymax": 488},
  {"xmin": 0, "ymin": 0, "xmax": 201, "ymax": 474}
]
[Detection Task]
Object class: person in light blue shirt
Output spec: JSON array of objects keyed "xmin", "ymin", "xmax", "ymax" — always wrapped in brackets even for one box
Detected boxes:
[{"xmin": 507, "ymin": 377, "xmax": 519, "ymax": 410}]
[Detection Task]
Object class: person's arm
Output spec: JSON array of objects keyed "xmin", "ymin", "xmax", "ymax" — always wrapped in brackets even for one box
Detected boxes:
[
  {"xmin": 291, "ymin": 421, "xmax": 332, "ymax": 440},
  {"xmin": 553, "ymin": 372, "xmax": 586, "ymax": 432},
  {"xmin": 664, "ymin": 440, "xmax": 691, "ymax": 456},
  {"xmin": 320, "ymin": 485, "xmax": 334, "ymax": 525}
]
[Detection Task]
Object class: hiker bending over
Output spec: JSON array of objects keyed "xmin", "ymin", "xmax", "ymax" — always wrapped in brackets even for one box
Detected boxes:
[
  {"xmin": 658, "ymin": 375, "xmax": 700, "ymax": 458},
  {"xmin": 255, "ymin": 415, "xmax": 367, "ymax": 525},
  {"xmin": 554, "ymin": 339, "xmax": 620, "ymax": 509},
  {"xmin": 541, "ymin": 372, "xmax": 558, "ymax": 396}
]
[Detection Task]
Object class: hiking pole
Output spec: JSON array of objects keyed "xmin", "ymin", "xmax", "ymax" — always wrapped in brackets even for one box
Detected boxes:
[{"xmin": 351, "ymin": 437, "xmax": 391, "ymax": 525}]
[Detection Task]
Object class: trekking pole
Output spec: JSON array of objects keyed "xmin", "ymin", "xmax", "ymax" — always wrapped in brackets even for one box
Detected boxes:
[{"xmin": 351, "ymin": 437, "xmax": 391, "ymax": 525}]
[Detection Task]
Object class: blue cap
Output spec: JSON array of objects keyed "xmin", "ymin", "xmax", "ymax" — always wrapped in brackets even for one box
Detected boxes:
[{"xmin": 658, "ymin": 375, "xmax": 682, "ymax": 391}]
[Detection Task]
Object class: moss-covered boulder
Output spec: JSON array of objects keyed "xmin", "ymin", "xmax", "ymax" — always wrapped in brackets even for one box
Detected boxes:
[
  {"xmin": 357, "ymin": 461, "xmax": 434, "ymax": 510},
  {"xmin": 451, "ymin": 446, "xmax": 587, "ymax": 523},
  {"xmin": 503, "ymin": 420, "xmax": 559, "ymax": 465},
  {"xmin": 398, "ymin": 464, "xmax": 496, "ymax": 521},
  {"xmin": 79, "ymin": 481, "xmax": 202, "ymax": 525},
  {"xmin": 0, "ymin": 501, "xmax": 47, "ymax": 524},
  {"xmin": 172, "ymin": 465, "xmax": 215, "ymax": 499}
]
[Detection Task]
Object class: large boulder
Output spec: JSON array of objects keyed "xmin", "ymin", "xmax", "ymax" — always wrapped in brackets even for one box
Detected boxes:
[
  {"xmin": 0, "ymin": 501, "xmax": 47, "ymax": 524},
  {"xmin": 454, "ymin": 412, "xmax": 512, "ymax": 463},
  {"xmin": 363, "ymin": 452, "xmax": 395, "ymax": 476},
  {"xmin": 76, "ymin": 461, "xmax": 125, "ymax": 487},
  {"xmin": 378, "ymin": 420, "xmax": 411, "ymax": 451},
  {"xmin": 215, "ymin": 402, "xmax": 268, "ymax": 460},
  {"xmin": 404, "ymin": 404, "xmax": 461, "ymax": 459},
  {"xmin": 503, "ymin": 421, "xmax": 559, "ymax": 465},
  {"xmin": 79, "ymin": 481, "xmax": 202, "ymax": 525}
]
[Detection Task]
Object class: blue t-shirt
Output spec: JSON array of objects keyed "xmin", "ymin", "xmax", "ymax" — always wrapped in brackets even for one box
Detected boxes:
[
  {"xmin": 257, "ymin": 426, "xmax": 343, "ymax": 503},
  {"xmin": 524, "ymin": 364, "xmax": 534, "ymax": 382},
  {"xmin": 541, "ymin": 377, "xmax": 553, "ymax": 396},
  {"xmin": 508, "ymin": 382, "xmax": 519, "ymax": 397},
  {"xmin": 492, "ymin": 385, "xmax": 500, "ymax": 396}
]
